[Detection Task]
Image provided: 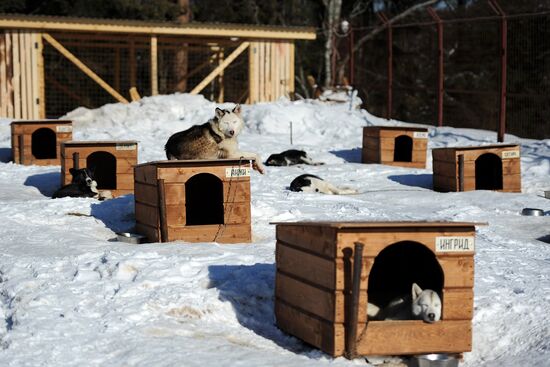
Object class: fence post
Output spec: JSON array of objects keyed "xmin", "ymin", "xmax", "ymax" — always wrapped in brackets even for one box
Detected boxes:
[
  {"xmin": 428, "ymin": 7, "xmax": 444, "ymax": 128},
  {"xmin": 489, "ymin": 0, "xmax": 508, "ymax": 142},
  {"xmin": 377, "ymin": 12, "xmax": 392, "ymax": 120}
]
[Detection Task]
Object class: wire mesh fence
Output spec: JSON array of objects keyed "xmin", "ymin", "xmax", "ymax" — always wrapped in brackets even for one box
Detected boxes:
[
  {"xmin": 347, "ymin": 10, "xmax": 550, "ymax": 140},
  {"xmin": 43, "ymin": 33, "xmax": 248, "ymax": 118}
]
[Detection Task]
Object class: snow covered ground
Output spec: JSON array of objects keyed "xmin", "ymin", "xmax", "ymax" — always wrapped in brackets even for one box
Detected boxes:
[{"xmin": 0, "ymin": 94, "xmax": 549, "ymax": 366}]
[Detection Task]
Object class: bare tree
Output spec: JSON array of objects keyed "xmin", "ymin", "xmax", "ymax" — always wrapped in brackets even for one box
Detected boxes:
[
  {"xmin": 321, "ymin": 0, "xmax": 342, "ymax": 88},
  {"xmin": 336, "ymin": 0, "xmax": 438, "ymax": 78}
]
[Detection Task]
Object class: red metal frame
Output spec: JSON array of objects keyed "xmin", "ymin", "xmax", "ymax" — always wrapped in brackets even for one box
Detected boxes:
[
  {"xmin": 427, "ymin": 7, "xmax": 444, "ymax": 128},
  {"xmin": 489, "ymin": 0, "xmax": 508, "ymax": 142},
  {"xmin": 377, "ymin": 12, "xmax": 393, "ymax": 120}
]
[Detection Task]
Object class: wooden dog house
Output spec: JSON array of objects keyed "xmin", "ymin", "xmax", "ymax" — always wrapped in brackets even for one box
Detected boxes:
[
  {"xmin": 432, "ymin": 144, "xmax": 521, "ymax": 192},
  {"xmin": 134, "ymin": 159, "xmax": 253, "ymax": 243},
  {"xmin": 362, "ymin": 126, "xmax": 428, "ymax": 168},
  {"xmin": 60, "ymin": 140, "xmax": 138, "ymax": 197},
  {"xmin": 10, "ymin": 120, "xmax": 72, "ymax": 165},
  {"xmin": 274, "ymin": 221, "xmax": 480, "ymax": 358}
]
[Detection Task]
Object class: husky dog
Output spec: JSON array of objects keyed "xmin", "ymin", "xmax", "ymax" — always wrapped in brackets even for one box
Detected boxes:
[
  {"xmin": 52, "ymin": 168, "xmax": 99, "ymax": 199},
  {"xmin": 367, "ymin": 283, "xmax": 442, "ymax": 323},
  {"xmin": 289, "ymin": 174, "xmax": 357, "ymax": 195},
  {"xmin": 265, "ymin": 149, "xmax": 324, "ymax": 166},
  {"xmin": 164, "ymin": 105, "xmax": 264, "ymax": 174}
]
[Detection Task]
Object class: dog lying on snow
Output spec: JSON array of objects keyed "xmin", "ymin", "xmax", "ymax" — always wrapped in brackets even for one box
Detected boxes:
[
  {"xmin": 289, "ymin": 174, "xmax": 357, "ymax": 195},
  {"xmin": 265, "ymin": 149, "xmax": 324, "ymax": 166},
  {"xmin": 164, "ymin": 105, "xmax": 265, "ymax": 174},
  {"xmin": 367, "ymin": 283, "xmax": 442, "ymax": 323},
  {"xmin": 52, "ymin": 168, "xmax": 100, "ymax": 199}
]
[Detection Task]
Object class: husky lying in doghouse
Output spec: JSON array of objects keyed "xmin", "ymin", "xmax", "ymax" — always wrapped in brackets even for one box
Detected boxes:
[
  {"xmin": 367, "ymin": 283, "xmax": 442, "ymax": 323},
  {"xmin": 265, "ymin": 149, "xmax": 324, "ymax": 166},
  {"xmin": 289, "ymin": 174, "xmax": 358, "ymax": 195},
  {"xmin": 52, "ymin": 168, "xmax": 99, "ymax": 199},
  {"xmin": 164, "ymin": 105, "xmax": 265, "ymax": 174}
]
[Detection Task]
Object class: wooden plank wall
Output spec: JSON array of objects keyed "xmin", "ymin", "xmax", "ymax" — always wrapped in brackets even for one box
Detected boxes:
[
  {"xmin": 249, "ymin": 41, "xmax": 294, "ymax": 103},
  {"xmin": 0, "ymin": 30, "xmax": 44, "ymax": 119}
]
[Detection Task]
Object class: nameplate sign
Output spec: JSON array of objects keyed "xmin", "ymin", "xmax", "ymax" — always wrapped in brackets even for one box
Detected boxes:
[
  {"xmin": 225, "ymin": 167, "xmax": 250, "ymax": 178},
  {"xmin": 435, "ymin": 236, "xmax": 475, "ymax": 253},
  {"xmin": 116, "ymin": 143, "xmax": 137, "ymax": 151},
  {"xmin": 56, "ymin": 125, "xmax": 72, "ymax": 133},
  {"xmin": 413, "ymin": 131, "xmax": 429, "ymax": 139},
  {"xmin": 501, "ymin": 150, "xmax": 520, "ymax": 159}
]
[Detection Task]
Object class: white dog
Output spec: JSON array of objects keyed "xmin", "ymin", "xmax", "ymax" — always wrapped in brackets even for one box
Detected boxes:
[
  {"xmin": 367, "ymin": 283, "xmax": 442, "ymax": 323},
  {"xmin": 289, "ymin": 174, "xmax": 358, "ymax": 195},
  {"xmin": 164, "ymin": 105, "xmax": 265, "ymax": 173}
]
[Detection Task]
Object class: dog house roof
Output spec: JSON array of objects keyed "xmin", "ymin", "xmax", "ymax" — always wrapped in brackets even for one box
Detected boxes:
[
  {"xmin": 62, "ymin": 140, "xmax": 138, "ymax": 146},
  {"xmin": 135, "ymin": 158, "xmax": 256, "ymax": 168},
  {"xmin": 363, "ymin": 126, "xmax": 428, "ymax": 132},
  {"xmin": 271, "ymin": 221, "xmax": 486, "ymax": 228},
  {"xmin": 432, "ymin": 144, "xmax": 519, "ymax": 152},
  {"xmin": 10, "ymin": 120, "xmax": 72, "ymax": 125}
]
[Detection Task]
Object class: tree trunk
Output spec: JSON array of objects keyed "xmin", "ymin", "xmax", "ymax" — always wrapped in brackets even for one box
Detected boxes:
[
  {"xmin": 173, "ymin": 0, "xmax": 190, "ymax": 93},
  {"xmin": 323, "ymin": 0, "xmax": 342, "ymax": 88}
]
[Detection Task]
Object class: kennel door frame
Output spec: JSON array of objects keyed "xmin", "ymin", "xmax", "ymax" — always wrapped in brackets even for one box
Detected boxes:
[
  {"xmin": 60, "ymin": 140, "xmax": 138, "ymax": 197},
  {"xmin": 134, "ymin": 158, "xmax": 254, "ymax": 244},
  {"xmin": 10, "ymin": 119, "xmax": 72, "ymax": 165},
  {"xmin": 432, "ymin": 144, "xmax": 521, "ymax": 192},
  {"xmin": 362, "ymin": 126, "xmax": 428, "ymax": 168},
  {"xmin": 274, "ymin": 221, "xmax": 483, "ymax": 357}
]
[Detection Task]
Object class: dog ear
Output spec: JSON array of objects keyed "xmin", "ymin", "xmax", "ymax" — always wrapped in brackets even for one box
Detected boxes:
[
  {"xmin": 232, "ymin": 104, "xmax": 242, "ymax": 115},
  {"xmin": 69, "ymin": 168, "xmax": 76, "ymax": 176},
  {"xmin": 412, "ymin": 283, "xmax": 423, "ymax": 301},
  {"xmin": 215, "ymin": 107, "xmax": 225, "ymax": 120}
]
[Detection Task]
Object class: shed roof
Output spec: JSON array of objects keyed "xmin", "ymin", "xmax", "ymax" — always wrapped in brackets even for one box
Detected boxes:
[{"xmin": 0, "ymin": 13, "xmax": 316, "ymax": 40}]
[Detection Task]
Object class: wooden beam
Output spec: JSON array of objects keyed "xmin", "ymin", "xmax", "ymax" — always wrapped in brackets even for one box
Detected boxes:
[
  {"xmin": 217, "ymin": 48, "xmax": 224, "ymax": 103},
  {"xmin": 35, "ymin": 32, "xmax": 46, "ymax": 118},
  {"xmin": 129, "ymin": 87, "xmax": 141, "ymax": 101},
  {"xmin": 190, "ymin": 41, "xmax": 249, "ymax": 95},
  {"xmin": 42, "ymin": 32, "xmax": 129, "ymax": 103},
  {"xmin": 5, "ymin": 31, "xmax": 14, "ymax": 117},
  {"xmin": 12, "ymin": 30, "xmax": 21, "ymax": 119},
  {"xmin": 150, "ymin": 35, "xmax": 158, "ymax": 95},
  {"xmin": 23, "ymin": 31, "xmax": 32, "ymax": 118},
  {"xmin": 31, "ymin": 32, "xmax": 40, "ymax": 118},
  {"xmin": 0, "ymin": 15, "xmax": 317, "ymax": 40},
  {"xmin": 0, "ymin": 31, "xmax": 7, "ymax": 117}
]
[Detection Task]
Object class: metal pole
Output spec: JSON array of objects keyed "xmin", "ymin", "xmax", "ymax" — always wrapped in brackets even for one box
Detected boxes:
[
  {"xmin": 345, "ymin": 241, "xmax": 364, "ymax": 359},
  {"xmin": 18, "ymin": 135, "xmax": 24, "ymax": 164},
  {"xmin": 458, "ymin": 154, "xmax": 465, "ymax": 192},
  {"xmin": 428, "ymin": 7, "xmax": 444, "ymax": 127},
  {"xmin": 72, "ymin": 152, "xmax": 79, "ymax": 170},
  {"xmin": 349, "ymin": 27, "xmax": 355, "ymax": 86},
  {"xmin": 157, "ymin": 178, "xmax": 168, "ymax": 243},
  {"xmin": 489, "ymin": 0, "xmax": 508, "ymax": 142},
  {"xmin": 377, "ymin": 12, "xmax": 393, "ymax": 120}
]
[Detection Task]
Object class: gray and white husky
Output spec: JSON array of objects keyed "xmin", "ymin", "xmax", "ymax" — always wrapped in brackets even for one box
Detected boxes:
[
  {"xmin": 164, "ymin": 105, "xmax": 265, "ymax": 174},
  {"xmin": 289, "ymin": 174, "xmax": 358, "ymax": 195},
  {"xmin": 367, "ymin": 283, "xmax": 442, "ymax": 323}
]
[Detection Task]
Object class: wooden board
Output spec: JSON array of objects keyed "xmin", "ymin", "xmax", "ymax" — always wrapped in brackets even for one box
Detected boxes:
[{"xmin": 168, "ymin": 223, "xmax": 250, "ymax": 243}]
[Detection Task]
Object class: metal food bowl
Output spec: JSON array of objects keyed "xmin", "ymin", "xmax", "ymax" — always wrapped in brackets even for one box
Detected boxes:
[
  {"xmin": 521, "ymin": 208, "xmax": 544, "ymax": 216},
  {"xmin": 415, "ymin": 354, "xmax": 459, "ymax": 367},
  {"xmin": 116, "ymin": 232, "xmax": 146, "ymax": 244}
]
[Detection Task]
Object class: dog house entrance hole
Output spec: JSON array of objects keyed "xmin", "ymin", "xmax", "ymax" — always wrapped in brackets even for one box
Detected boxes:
[
  {"xmin": 367, "ymin": 241, "xmax": 444, "ymax": 312},
  {"xmin": 393, "ymin": 135, "xmax": 413, "ymax": 162},
  {"xmin": 185, "ymin": 173, "xmax": 224, "ymax": 225},
  {"xmin": 86, "ymin": 151, "xmax": 117, "ymax": 189},
  {"xmin": 475, "ymin": 153, "xmax": 503, "ymax": 190},
  {"xmin": 31, "ymin": 128, "xmax": 57, "ymax": 159}
]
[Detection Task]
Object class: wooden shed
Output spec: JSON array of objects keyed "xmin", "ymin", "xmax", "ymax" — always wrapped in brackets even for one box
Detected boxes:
[
  {"xmin": 61, "ymin": 140, "xmax": 137, "ymax": 197},
  {"xmin": 11, "ymin": 119, "xmax": 72, "ymax": 165},
  {"xmin": 134, "ymin": 159, "xmax": 253, "ymax": 244},
  {"xmin": 274, "ymin": 221, "xmax": 480, "ymax": 358},
  {"xmin": 432, "ymin": 144, "xmax": 521, "ymax": 192},
  {"xmin": 0, "ymin": 14, "xmax": 315, "ymax": 119},
  {"xmin": 362, "ymin": 126, "xmax": 428, "ymax": 168}
]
